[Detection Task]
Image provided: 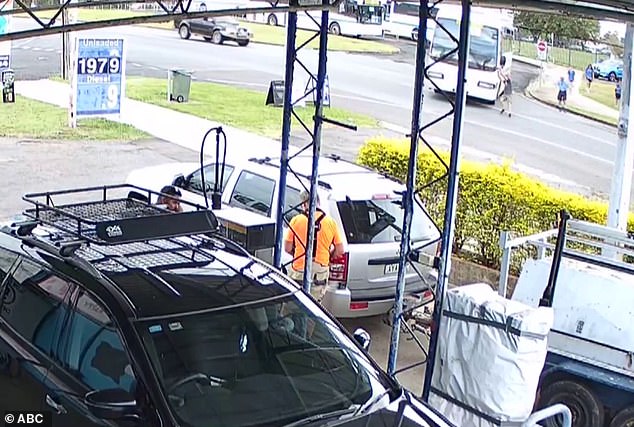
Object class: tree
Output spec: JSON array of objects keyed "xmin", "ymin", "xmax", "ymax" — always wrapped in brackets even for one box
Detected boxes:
[
  {"xmin": 514, "ymin": 11, "xmax": 600, "ymax": 41},
  {"xmin": 602, "ymin": 31, "xmax": 624, "ymax": 56}
]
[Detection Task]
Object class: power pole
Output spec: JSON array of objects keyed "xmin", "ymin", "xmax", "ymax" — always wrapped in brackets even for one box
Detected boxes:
[
  {"xmin": 61, "ymin": 6, "xmax": 70, "ymax": 79},
  {"xmin": 607, "ymin": 23, "xmax": 634, "ymax": 235}
]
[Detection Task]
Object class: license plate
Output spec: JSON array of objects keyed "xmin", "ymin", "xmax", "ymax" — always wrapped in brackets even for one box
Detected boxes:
[{"xmin": 384, "ymin": 263, "xmax": 399, "ymax": 274}]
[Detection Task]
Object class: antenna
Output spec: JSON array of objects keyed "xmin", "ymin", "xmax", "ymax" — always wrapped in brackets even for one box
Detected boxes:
[{"xmin": 199, "ymin": 126, "xmax": 228, "ymax": 210}]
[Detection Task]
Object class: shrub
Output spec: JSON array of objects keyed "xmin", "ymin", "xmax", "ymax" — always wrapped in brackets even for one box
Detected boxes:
[{"xmin": 358, "ymin": 137, "xmax": 634, "ymax": 270}]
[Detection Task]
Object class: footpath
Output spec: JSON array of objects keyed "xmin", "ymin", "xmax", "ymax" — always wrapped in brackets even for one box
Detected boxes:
[
  {"xmin": 516, "ymin": 56, "xmax": 619, "ymax": 126},
  {"xmin": 15, "ymin": 79, "xmax": 291, "ymax": 161}
]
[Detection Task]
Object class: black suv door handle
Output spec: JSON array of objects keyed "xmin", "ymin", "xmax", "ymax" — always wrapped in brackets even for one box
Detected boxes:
[{"xmin": 45, "ymin": 394, "xmax": 67, "ymax": 415}]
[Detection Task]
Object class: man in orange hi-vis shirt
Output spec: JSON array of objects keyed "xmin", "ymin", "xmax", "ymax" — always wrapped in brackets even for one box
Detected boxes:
[{"xmin": 284, "ymin": 190, "xmax": 344, "ymax": 301}]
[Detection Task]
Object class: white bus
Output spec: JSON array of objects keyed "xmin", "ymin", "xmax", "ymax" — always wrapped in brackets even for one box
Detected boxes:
[
  {"xmin": 381, "ymin": 0, "xmax": 435, "ymax": 42},
  {"xmin": 426, "ymin": 4, "xmax": 514, "ymax": 103},
  {"xmin": 243, "ymin": 0, "xmax": 385, "ymax": 38}
]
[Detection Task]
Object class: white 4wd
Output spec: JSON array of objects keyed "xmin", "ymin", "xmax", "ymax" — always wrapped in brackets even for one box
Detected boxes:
[{"xmin": 126, "ymin": 153, "xmax": 440, "ymax": 318}]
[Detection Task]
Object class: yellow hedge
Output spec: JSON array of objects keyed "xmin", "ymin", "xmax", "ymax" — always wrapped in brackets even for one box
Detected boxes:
[{"xmin": 358, "ymin": 138, "xmax": 634, "ymax": 269}]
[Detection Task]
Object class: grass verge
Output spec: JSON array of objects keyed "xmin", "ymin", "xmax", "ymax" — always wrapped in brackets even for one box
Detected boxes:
[
  {"xmin": 240, "ymin": 21, "xmax": 397, "ymax": 54},
  {"xmin": 0, "ymin": 97, "xmax": 148, "ymax": 140},
  {"xmin": 584, "ymin": 79, "xmax": 619, "ymax": 111},
  {"xmin": 16, "ymin": 8, "xmax": 397, "ymax": 53},
  {"xmin": 124, "ymin": 77, "xmax": 378, "ymax": 138}
]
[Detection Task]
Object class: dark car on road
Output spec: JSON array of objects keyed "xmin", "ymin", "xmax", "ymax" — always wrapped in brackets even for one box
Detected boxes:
[
  {"xmin": 0, "ymin": 184, "xmax": 453, "ymax": 427},
  {"xmin": 175, "ymin": 16, "xmax": 252, "ymax": 46}
]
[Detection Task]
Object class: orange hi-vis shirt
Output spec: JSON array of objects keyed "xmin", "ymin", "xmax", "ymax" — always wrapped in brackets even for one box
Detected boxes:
[{"xmin": 284, "ymin": 210, "xmax": 343, "ymax": 271}]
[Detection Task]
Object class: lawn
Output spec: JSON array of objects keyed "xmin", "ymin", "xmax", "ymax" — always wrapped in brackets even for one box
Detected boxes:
[
  {"xmin": 567, "ymin": 105, "xmax": 617, "ymax": 126},
  {"xmin": 585, "ymin": 79, "xmax": 619, "ymax": 111},
  {"xmin": 18, "ymin": 8, "xmax": 397, "ymax": 53},
  {"xmin": 241, "ymin": 21, "xmax": 397, "ymax": 54},
  {"xmin": 125, "ymin": 77, "xmax": 378, "ymax": 138},
  {"xmin": 0, "ymin": 97, "xmax": 148, "ymax": 140},
  {"xmin": 503, "ymin": 38, "xmax": 609, "ymax": 71}
]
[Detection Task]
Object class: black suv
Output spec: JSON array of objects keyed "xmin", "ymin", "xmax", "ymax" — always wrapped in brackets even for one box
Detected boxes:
[{"xmin": 0, "ymin": 184, "xmax": 452, "ymax": 427}]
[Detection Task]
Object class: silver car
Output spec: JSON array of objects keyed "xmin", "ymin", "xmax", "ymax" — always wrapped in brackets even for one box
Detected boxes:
[{"xmin": 126, "ymin": 153, "xmax": 441, "ymax": 318}]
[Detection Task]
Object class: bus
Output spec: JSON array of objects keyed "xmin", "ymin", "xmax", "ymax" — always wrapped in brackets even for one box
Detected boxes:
[
  {"xmin": 381, "ymin": 0, "xmax": 436, "ymax": 42},
  {"xmin": 426, "ymin": 4, "xmax": 514, "ymax": 103},
  {"xmin": 242, "ymin": 0, "xmax": 385, "ymax": 38}
]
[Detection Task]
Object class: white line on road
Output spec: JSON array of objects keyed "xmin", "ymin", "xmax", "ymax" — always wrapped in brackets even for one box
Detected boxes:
[
  {"xmin": 468, "ymin": 120, "xmax": 612, "ymax": 165},
  {"xmin": 378, "ymin": 121, "xmax": 591, "ymax": 192}
]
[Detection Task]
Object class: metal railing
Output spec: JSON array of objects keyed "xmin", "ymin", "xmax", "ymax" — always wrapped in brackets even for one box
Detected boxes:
[
  {"xmin": 498, "ymin": 215, "xmax": 634, "ymax": 298},
  {"xmin": 522, "ymin": 404, "xmax": 572, "ymax": 427}
]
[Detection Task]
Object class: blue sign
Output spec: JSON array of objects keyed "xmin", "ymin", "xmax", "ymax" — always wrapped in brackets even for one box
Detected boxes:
[{"xmin": 75, "ymin": 38, "xmax": 125, "ymax": 116}]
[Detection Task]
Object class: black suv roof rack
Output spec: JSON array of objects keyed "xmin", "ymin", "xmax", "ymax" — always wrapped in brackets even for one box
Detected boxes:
[{"xmin": 22, "ymin": 184, "xmax": 219, "ymax": 246}]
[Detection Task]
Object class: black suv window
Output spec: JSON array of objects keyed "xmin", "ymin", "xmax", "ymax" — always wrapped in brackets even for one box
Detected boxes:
[
  {"xmin": 186, "ymin": 163, "xmax": 235, "ymax": 195},
  {"xmin": 58, "ymin": 289, "xmax": 136, "ymax": 393},
  {"xmin": 229, "ymin": 171, "xmax": 276, "ymax": 216},
  {"xmin": 0, "ymin": 257, "xmax": 75, "ymax": 356}
]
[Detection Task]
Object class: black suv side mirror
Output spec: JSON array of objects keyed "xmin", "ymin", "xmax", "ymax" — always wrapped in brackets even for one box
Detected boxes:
[
  {"xmin": 353, "ymin": 328, "xmax": 371, "ymax": 351},
  {"xmin": 172, "ymin": 174, "xmax": 186, "ymax": 188},
  {"xmin": 85, "ymin": 388, "xmax": 138, "ymax": 421}
]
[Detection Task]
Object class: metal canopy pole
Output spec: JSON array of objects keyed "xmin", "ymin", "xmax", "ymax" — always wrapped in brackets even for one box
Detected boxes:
[
  {"xmin": 386, "ymin": 0, "xmax": 429, "ymax": 376},
  {"xmin": 273, "ymin": 11, "xmax": 298, "ymax": 269},
  {"xmin": 421, "ymin": 0, "xmax": 471, "ymax": 401},
  {"xmin": 302, "ymin": 0, "xmax": 329, "ymax": 293},
  {"xmin": 606, "ymin": 23, "xmax": 634, "ymax": 247}
]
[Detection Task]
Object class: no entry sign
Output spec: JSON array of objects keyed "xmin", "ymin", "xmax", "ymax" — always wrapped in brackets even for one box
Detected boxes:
[{"xmin": 537, "ymin": 40, "xmax": 548, "ymax": 60}]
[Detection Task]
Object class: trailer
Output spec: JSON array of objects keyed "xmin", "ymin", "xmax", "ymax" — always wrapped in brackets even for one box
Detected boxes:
[{"xmin": 499, "ymin": 210, "xmax": 634, "ymax": 427}]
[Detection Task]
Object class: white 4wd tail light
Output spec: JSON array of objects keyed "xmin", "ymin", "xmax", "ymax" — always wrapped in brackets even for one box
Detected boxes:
[{"xmin": 329, "ymin": 252, "xmax": 349, "ymax": 283}]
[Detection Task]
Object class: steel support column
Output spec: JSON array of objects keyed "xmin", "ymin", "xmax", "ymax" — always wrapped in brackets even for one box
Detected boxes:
[
  {"xmin": 273, "ymin": 11, "xmax": 298, "ymax": 269},
  {"xmin": 301, "ymin": 2, "xmax": 329, "ymax": 293},
  {"xmin": 387, "ymin": 0, "xmax": 429, "ymax": 376},
  {"xmin": 422, "ymin": 0, "xmax": 471, "ymax": 401},
  {"xmin": 606, "ymin": 23, "xmax": 634, "ymax": 250}
]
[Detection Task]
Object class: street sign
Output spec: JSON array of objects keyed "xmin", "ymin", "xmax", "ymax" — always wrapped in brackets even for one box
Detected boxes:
[
  {"xmin": 536, "ymin": 40, "xmax": 547, "ymax": 61},
  {"xmin": 73, "ymin": 37, "xmax": 126, "ymax": 118},
  {"xmin": 0, "ymin": 0, "xmax": 13, "ymax": 71}
]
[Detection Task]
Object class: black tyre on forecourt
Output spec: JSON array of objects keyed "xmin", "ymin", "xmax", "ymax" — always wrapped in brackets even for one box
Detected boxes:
[
  {"xmin": 540, "ymin": 380, "xmax": 604, "ymax": 427},
  {"xmin": 267, "ymin": 14, "xmax": 278, "ymax": 26},
  {"xmin": 609, "ymin": 405, "xmax": 634, "ymax": 427}
]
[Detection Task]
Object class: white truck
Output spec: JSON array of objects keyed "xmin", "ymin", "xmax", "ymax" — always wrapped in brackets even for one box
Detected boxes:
[{"xmin": 498, "ymin": 210, "xmax": 634, "ymax": 427}]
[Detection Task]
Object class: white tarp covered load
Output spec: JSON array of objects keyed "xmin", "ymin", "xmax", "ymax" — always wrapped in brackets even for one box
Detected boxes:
[{"xmin": 428, "ymin": 283, "xmax": 554, "ymax": 427}]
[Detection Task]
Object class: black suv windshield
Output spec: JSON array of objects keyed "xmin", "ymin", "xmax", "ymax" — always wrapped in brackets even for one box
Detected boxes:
[{"xmin": 135, "ymin": 292, "xmax": 396, "ymax": 427}]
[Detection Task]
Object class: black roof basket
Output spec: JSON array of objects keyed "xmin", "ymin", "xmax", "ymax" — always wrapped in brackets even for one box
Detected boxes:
[{"xmin": 22, "ymin": 183, "xmax": 219, "ymax": 245}]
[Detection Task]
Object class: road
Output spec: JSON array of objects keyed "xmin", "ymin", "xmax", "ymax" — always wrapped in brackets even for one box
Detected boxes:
[{"xmin": 9, "ymin": 19, "xmax": 624, "ymax": 202}]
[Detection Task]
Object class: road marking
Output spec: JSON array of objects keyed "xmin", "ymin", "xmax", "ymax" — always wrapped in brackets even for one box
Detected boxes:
[
  {"xmin": 483, "ymin": 96, "xmax": 616, "ymax": 147},
  {"xmin": 379, "ymin": 121, "xmax": 591, "ymax": 191},
  {"xmin": 468, "ymin": 120, "xmax": 612, "ymax": 165}
]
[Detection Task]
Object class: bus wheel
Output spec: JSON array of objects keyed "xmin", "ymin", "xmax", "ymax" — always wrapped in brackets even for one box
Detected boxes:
[
  {"xmin": 539, "ymin": 380, "xmax": 604, "ymax": 427},
  {"xmin": 329, "ymin": 22, "xmax": 341, "ymax": 35},
  {"xmin": 610, "ymin": 405, "xmax": 634, "ymax": 427},
  {"xmin": 267, "ymin": 14, "xmax": 278, "ymax": 26}
]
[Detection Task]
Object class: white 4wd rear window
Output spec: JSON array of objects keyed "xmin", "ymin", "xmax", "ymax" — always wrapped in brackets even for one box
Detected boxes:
[{"xmin": 336, "ymin": 198, "xmax": 435, "ymax": 244}]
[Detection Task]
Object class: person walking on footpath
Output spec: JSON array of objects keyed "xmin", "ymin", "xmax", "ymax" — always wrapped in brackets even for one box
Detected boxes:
[
  {"xmin": 557, "ymin": 76, "xmax": 569, "ymax": 111},
  {"xmin": 585, "ymin": 64, "xmax": 594, "ymax": 93},
  {"xmin": 284, "ymin": 190, "xmax": 345, "ymax": 302},
  {"xmin": 497, "ymin": 55, "xmax": 512, "ymax": 117},
  {"xmin": 568, "ymin": 67, "xmax": 576, "ymax": 88},
  {"xmin": 615, "ymin": 80, "xmax": 622, "ymax": 106}
]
